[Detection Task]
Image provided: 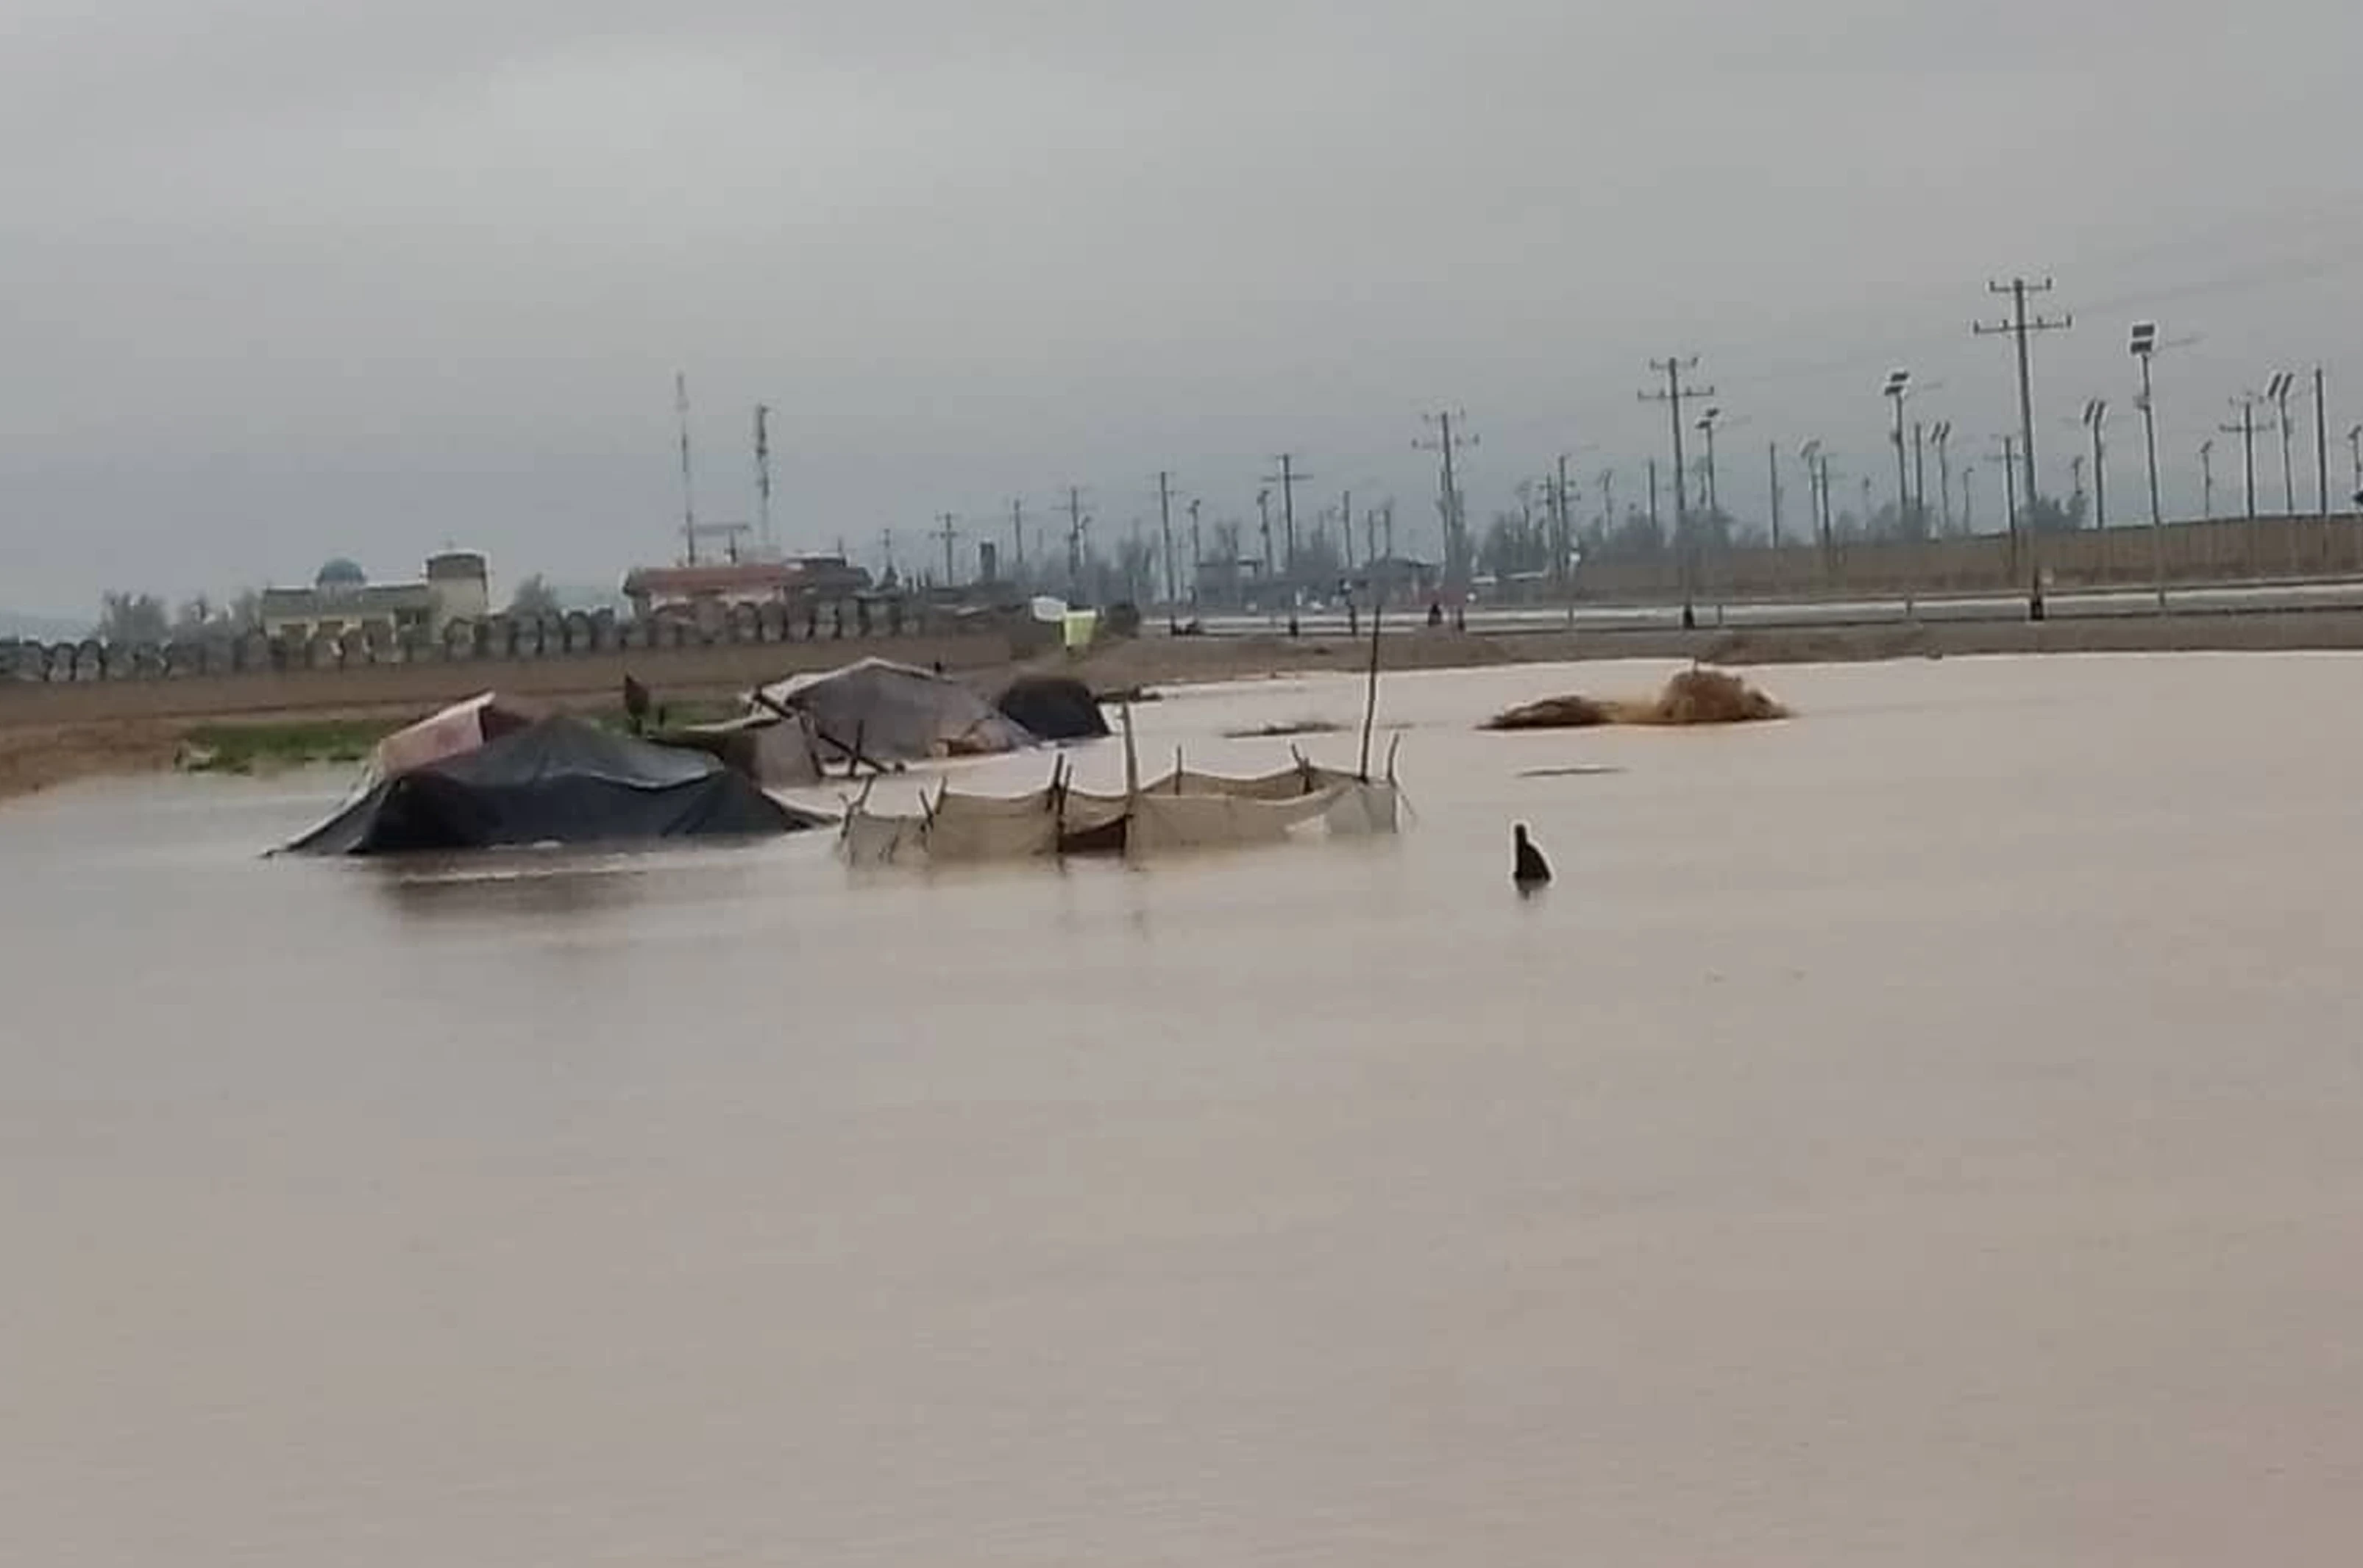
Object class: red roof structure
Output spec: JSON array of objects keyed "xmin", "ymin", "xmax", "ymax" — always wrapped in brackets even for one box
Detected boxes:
[{"xmin": 622, "ymin": 561, "xmax": 803, "ymax": 599}]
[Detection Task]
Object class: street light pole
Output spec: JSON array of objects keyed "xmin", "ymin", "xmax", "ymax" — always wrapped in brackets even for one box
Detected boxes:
[
  {"xmin": 2131, "ymin": 322, "xmax": 2165, "ymax": 611},
  {"xmin": 1931, "ymin": 421, "xmax": 1955, "ymax": 533},
  {"xmin": 1696, "ymin": 407, "xmax": 1723, "ymax": 516},
  {"xmin": 1883, "ymin": 370, "xmax": 1919, "ymax": 614},
  {"xmin": 1883, "ymin": 368, "xmax": 1912, "ymax": 530},
  {"xmin": 2081, "ymin": 399, "xmax": 2109, "ymax": 530},
  {"xmin": 1911, "ymin": 421, "xmax": 1930, "ymax": 531},
  {"xmin": 2268, "ymin": 371, "xmax": 2299, "ymax": 516}
]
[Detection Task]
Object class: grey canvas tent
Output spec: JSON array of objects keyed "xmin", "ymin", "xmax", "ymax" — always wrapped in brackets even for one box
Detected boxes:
[
  {"xmin": 280, "ymin": 716, "xmax": 826, "ymax": 855},
  {"xmin": 652, "ymin": 710, "xmax": 829, "ymax": 789},
  {"xmin": 756, "ymin": 658, "xmax": 1034, "ymax": 765}
]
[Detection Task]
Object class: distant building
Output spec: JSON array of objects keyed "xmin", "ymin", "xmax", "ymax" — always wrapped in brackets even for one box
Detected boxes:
[
  {"xmin": 258, "ymin": 552, "xmax": 490, "ymax": 644},
  {"xmin": 622, "ymin": 555, "xmax": 873, "ymax": 621}
]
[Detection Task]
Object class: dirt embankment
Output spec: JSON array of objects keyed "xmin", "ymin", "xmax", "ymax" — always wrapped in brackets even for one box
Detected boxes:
[
  {"xmin": 0, "ymin": 721, "xmax": 186, "ymax": 803},
  {"xmin": 13, "ymin": 605, "xmax": 2363, "ymax": 803}
]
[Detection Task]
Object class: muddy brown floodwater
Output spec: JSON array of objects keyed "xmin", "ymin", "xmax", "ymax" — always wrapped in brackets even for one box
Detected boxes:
[{"xmin": 4, "ymin": 653, "xmax": 2363, "ymax": 1567}]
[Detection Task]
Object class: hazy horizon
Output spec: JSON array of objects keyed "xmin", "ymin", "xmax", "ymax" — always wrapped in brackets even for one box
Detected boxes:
[{"xmin": 6, "ymin": 0, "xmax": 2361, "ymax": 615}]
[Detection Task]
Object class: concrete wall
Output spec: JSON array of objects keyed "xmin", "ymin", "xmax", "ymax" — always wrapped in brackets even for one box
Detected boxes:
[
  {"xmin": 1570, "ymin": 514, "xmax": 2363, "ymax": 602},
  {"xmin": 0, "ymin": 631, "xmax": 1015, "ymax": 727}
]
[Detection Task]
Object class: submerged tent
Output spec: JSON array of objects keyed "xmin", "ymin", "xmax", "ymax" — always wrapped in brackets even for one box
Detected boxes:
[
  {"xmin": 756, "ymin": 658, "xmax": 1034, "ymax": 764},
  {"xmin": 361, "ymin": 691, "xmax": 541, "ymax": 785},
  {"xmin": 994, "ymin": 674, "xmax": 1110, "ymax": 742},
  {"xmin": 281, "ymin": 716, "xmax": 827, "ymax": 856},
  {"xmin": 652, "ymin": 710, "xmax": 829, "ymax": 789}
]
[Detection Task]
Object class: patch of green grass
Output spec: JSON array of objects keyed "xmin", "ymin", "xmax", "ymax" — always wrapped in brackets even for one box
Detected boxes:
[
  {"xmin": 179, "ymin": 717, "xmax": 403, "ymax": 774},
  {"xmin": 589, "ymin": 698, "xmax": 741, "ymax": 733}
]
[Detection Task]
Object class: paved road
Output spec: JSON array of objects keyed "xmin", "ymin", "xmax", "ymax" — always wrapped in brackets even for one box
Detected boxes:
[{"xmin": 1174, "ymin": 577, "xmax": 2363, "ymax": 638}]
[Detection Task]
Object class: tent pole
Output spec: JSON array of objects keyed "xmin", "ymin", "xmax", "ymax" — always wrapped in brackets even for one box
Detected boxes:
[{"xmin": 1357, "ymin": 585, "xmax": 1385, "ymax": 781}]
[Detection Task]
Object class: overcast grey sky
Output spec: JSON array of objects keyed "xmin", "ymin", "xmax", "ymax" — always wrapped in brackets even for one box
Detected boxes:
[{"xmin": 4, "ymin": 0, "xmax": 2361, "ymax": 610}]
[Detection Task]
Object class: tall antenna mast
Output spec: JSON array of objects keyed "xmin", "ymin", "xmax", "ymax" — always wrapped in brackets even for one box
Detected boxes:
[
  {"xmin": 753, "ymin": 404, "xmax": 774, "ymax": 553},
  {"xmin": 675, "ymin": 372, "xmax": 699, "ymax": 565}
]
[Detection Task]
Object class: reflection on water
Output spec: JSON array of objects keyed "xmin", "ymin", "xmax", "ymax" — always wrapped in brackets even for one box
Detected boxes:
[
  {"xmin": 5, "ymin": 655, "xmax": 2363, "ymax": 1567},
  {"xmin": 360, "ymin": 851, "xmax": 767, "ymax": 921}
]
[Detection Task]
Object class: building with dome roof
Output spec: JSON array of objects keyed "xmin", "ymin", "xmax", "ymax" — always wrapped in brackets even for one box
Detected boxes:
[{"xmin": 258, "ymin": 552, "xmax": 491, "ymax": 645}]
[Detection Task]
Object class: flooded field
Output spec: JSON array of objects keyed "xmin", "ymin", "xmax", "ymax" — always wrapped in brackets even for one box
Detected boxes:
[{"xmin": 5, "ymin": 653, "xmax": 2363, "ymax": 1567}]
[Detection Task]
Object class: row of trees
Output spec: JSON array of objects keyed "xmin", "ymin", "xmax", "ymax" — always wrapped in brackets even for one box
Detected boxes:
[{"xmin": 1488, "ymin": 493, "xmax": 2097, "ymax": 572}]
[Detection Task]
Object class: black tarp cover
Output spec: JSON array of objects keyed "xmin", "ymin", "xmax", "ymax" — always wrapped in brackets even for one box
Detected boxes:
[
  {"xmin": 994, "ymin": 674, "xmax": 1109, "ymax": 741},
  {"xmin": 281, "ymin": 716, "xmax": 822, "ymax": 855}
]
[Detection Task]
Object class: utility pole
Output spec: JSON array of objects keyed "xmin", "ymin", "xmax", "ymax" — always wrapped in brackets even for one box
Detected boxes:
[
  {"xmin": 1596, "ymin": 468, "xmax": 1616, "ymax": 538},
  {"xmin": 1186, "ymin": 498, "xmax": 1203, "ymax": 606},
  {"xmin": 2200, "ymin": 440, "xmax": 2217, "ymax": 519},
  {"xmin": 675, "ymin": 371, "xmax": 699, "ymax": 564},
  {"xmin": 936, "ymin": 513, "xmax": 961, "ymax": 587},
  {"xmin": 1552, "ymin": 455, "xmax": 1576, "ymax": 585},
  {"xmin": 1975, "ymin": 277, "xmax": 2072, "ymax": 571},
  {"xmin": 881, "ymin": 527, "xmax": 896, "ymax": 581},
  {"xmin": 2223, "ymin": 396, "xmax": 2265, "ymax": 519},
  {"xmin": 1798, "ymin": 440, "xmax": 1824, "ymax": 555},
  {"xmin": 1338, "ymin": 489, "xmax": 1356, "ymax": 572},
  {"xmin": 1766, "ymin": 441, "xmax": 1783, "ymax": 549},
  {"xmin": 1415, "ymin": 412, "xmax": 1478, "ymax": 587},
  {"xmin": 1962, "ymin": 466, "xmax": 1976, "ymax": 532},
  {"xmin": 2314, "ymin": 366, "xmax": 2331, "ymax": 517},
  {"xmin": 1255, "ymin": 488, "xmax": 1274, "ymax": 580},
  {"xmin": 1064, "ymin": 485, "xmax": 1089, "ymax": 598},
  {"xmin": 753, "ymin": 404, "xmax": 773, "ymax": 553},
  {"xmin": 1646, "ymin": 459, "xmax": 1660, "ymax": 532},
  {"xmin": 2348, "ymin": 425, "xmax": 2363, "ymax": 508},
  {"xmin": 1156, "ymin": 470, "xmax": 1179, "ymax": 616},
  {"xmin": 1640, "ymin": 357, "xmax": 1714, "ymax": 627},
  {"xmin": 1265, "ymin": 453, "xmax": 1311, "ymax": 581}
]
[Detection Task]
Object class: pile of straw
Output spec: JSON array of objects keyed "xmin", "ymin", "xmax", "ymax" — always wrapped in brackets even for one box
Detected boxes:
[
  {"xmin": 1482, "ymin": 667, "xmax": 1788, "ymax": 731},
  {"xmin": 1483, "ymin": 694, "xmax": 1613, "ymax": 730}
]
